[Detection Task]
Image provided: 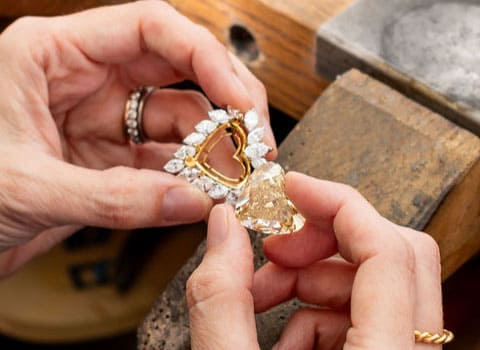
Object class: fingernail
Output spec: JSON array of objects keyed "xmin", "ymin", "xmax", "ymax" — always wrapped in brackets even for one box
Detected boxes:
[
  {"xmin": 162, "ymin": 186, "xmax": 210, "ymax": 223},
  {"xmin": 207, "ymin": 204, "xmax": 230, "ymax": 249}
]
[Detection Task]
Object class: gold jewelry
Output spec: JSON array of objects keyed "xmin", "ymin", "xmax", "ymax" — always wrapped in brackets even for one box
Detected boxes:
[
  {"xmin": 164, "ymin": 106, "xmax": 305, "ymax": 234},
  {"xmin": 414, "ymin": 329, "xmax": 454, "ymax": 345},
  {"xmin": 124, "ymin": 86, "xmax": 156, "ymax": 144}
]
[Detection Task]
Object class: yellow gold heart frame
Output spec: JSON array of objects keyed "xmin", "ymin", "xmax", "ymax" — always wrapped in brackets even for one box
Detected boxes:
[
  {"xmin": 164, "ymin": 108, "xmax": 270, "ymax": 203},
  {"xmin": 184, "ymin": 119, "xmax": 251, "ymax": 189}
]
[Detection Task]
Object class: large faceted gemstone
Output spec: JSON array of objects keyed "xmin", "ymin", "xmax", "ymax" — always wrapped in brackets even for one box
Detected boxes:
[{"xmin": 235, "ymin": 162, "xmax": 305, "ymax": 234}]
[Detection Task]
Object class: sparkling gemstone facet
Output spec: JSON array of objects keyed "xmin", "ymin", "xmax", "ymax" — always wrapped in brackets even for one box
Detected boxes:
[
  {"xmin": 192, "ymin": 176, "xmax": 215, "ymax": 192},
  {"xmin": 208, "ymin": 183, "xmax": 229, "ymax": 199},
  {"xmin": 178, "ymin": 167, "xmax": 200, "ymax": 181},
  {"xmin": 245, "ymin": 143, "xmax": 270, "ymax": 160},
  {"xmin": 251, "ymin": 157, "xmax": 267, "ymax": 169},
  {"xmin": 129, "ymin": 99, "xmax": 138, "ymax": 109},
  {"xmin": 235, "ymin": 162, "xmax": 305, "ymax": 234},
  {"xmin": 195, "ymin": 120, "xmax": 219, "ymax": 135},
  {"xmin": 183, "ymin": 132, "xmax": 206, "ymax": 146},
  {"xmin": 247, "ymin": 127, "xmax": 265, "ymax": 144},
  {"xmin": 244, "ymin": 109, "xmax": 259, "ymax": 131},
  {"xmin": 126, "ymin": 119, "xmax": 138, "ymax": 128},
  {"xmin": 174, "ymin": 145, "xmax": 196, "ymax": 160},
  {"xmin": 225, "ymin": 188, "xmax": 242, "ymax": 205},
  {"xmin": 208, "ymin": 109, "xmax": 231, "ymax": 123},
  {"xmin": 164, "ymin": 159, "xmax": 185, "ymax": 174}
]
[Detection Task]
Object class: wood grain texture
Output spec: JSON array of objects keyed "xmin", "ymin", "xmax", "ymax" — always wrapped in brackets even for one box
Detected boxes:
[
  {"xmin": 0, "ymin": 0, "xmax": 124, "ymax": 16},
  {"xmin": 277, "ymin": 69, "xmax": 480, "ymax": 279},
  {"xmin": 0, "ymin": 0, "xmax": 354, "ymax": 119},
  {"xmin": 167, "ymin": 0, "xmax": 353, "ymax": 119}
]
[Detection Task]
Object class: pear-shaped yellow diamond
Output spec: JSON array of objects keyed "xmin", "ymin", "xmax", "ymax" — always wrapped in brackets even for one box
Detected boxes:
[{"xmin": 235, "ymin": 162, "xmax": 305, "ymax": 234}]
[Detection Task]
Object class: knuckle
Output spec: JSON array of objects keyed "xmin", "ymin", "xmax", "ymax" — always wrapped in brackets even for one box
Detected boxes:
[
  {"xmin": 186, "ymin": 269, "xmax": 223, "ymax": 308},
  {"xmin": 5, "ymin": 16, "xmax": 43, "ymax": 35},
  {"xmin": 186, "ymin": 265, "xmax": 252, "ymax": 309},
  {"xmin": 414, "ymin": 231, "xmax": 441, "ymax": 273},
  {"xmin": 138, "ymin": 0, "xmax": 172, "ymax": 20},
  {"xmin": 341, "ymin": 184, "xmax": 363, "ymax": 201},
  {"xmin": 388, "ymin": 233, "xmax": 416, "ymax": 275},
  {"xmin": 95, "ymin": 167, "xmax": 142, "ymax": 227},
  {"xmin": 0, "ymin": 16, "xmax": 52, "ymax": 66},
  {"xmin": 195, "ymin": 24, "xmax": 217, "ymax": 43}
]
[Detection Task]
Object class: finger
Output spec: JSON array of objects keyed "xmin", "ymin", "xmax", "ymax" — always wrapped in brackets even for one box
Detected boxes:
[
  {"xmin": 142, "ymin": 89, "xmax": 212, "ymax": 143},
  {"xmin": 398, "ymin": 227, "xmax": 443, "ymax": 349},
  {"xmin": 122, "ymin": 51, "xmax": 184, "ymax": 87},
  {"xmin": 32, "ymin": 155, "xmax": 211, "ymax": 229},
  {"xmin": 253, "ymin": 257, "xmax": 355, "ymax": 312},
  {"xmin": 131, "ymin": 142, "xmax": 180, "ymax": 170},
  {"xmin": 48, "ymin": 2, "xmax": 256, "ymax": 114},
  {"xmin": 273, "ymin": 308, "xmax": 349, "ymax": 350},
  {"xmin": 187, "ymin": 205, "xmax": 259, "ymax": 349},
  {"xmin": 263, "ymin": 220, "xmax": 338, "ymax": 268},
  {"xmin": 269, "ymin": 172, "xmax": 416, "ymax": 349},
  {"xmin": 228, "ymin": 52, "xmax": 276, "ymax": 156}
]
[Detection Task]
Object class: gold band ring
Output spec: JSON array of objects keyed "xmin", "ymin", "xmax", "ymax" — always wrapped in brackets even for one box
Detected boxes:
[{"xmin": 414, "ymin": 329, "xmax": 454, "ymax": 345}]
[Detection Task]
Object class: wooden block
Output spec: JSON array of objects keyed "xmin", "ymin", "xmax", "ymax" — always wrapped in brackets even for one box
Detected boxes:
[
  {"xmin": 138, "ymin": 69, "xmax": 480, "ymax": 349},
  {"xmin": 277, "ymin": 69, "xmax": 480, "ymax": 279},
  {"xmin": 0, "ymin": 0, "xmax": 124, "ymax": 17},
  {"xmin": 316, "ymin": 0, "xmax": 480, "ymax": 135},
  {"xmin": 0, "ymin": 0, "xmax": 354, "ymax": 119},
  {"xmin": 167, "ymin": 0, "xmax": 353, "ymax": 119}
]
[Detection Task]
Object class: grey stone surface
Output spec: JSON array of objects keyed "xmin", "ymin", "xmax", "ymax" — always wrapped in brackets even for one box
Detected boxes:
[
  {"xmin": 137, "ymin": 231, "xmax": 298, "ymax": 350},
  {"xmin": 316, "ymin": 0, "xmax": 480, "ymax": 134}
]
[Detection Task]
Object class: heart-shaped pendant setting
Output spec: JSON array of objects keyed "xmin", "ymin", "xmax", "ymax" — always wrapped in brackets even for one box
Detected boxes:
[
  {"xmin": 164, "ymin": 107, "xmax": 304, "ymax": 234},
  {"xmin": 164, "ymin": 108, "xmax": 270, "ymax": 203},
  {"xmin": 185, "ymin": 119, "xmax": 251, "ymax": 189}
]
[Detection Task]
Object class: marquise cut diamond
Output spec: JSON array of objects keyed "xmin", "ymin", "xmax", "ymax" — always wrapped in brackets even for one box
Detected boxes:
[
  {"xmin": 164, "ymin": 159, "xmax": 185, "ymax": 174},
  {"xmin": 247, "ymin": 127, "xmax": 264, "ymax": 144},
  {"xmin": 192, "ymin": 176, "xmax": 215, "ymax": 192},
  {"xmin": 208, "ymin": 109, "xmax": 231, "ymax": 123},
  {"xmin": 183, "ymin": 132, "xmax": 206, "ymax": 146},
  {"xmin": 245, "ymin": 143, "xmax": 270, "ymax": 160},
  {"xmin": 174, "ymin": 145, "xmax": 196, "ymax": 160},
  {"xmin": 178, "ymin": 167, "xmax": 200, "ymax": 181},
  {"xmin": 208, "ymin": 183, "xmax": 229, "ymax": 199},
  {"xmin": 195, "ymin": 120, "xmax": 218, "ymax": 135},
  {"xmin": 244, "ymin": 109, "xmax": 259, "ymax": 131}
]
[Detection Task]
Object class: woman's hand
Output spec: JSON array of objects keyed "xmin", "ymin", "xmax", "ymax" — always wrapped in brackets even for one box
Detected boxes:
[
  {"xmin": 0, "ymin": 1, "xmax": 275, "ymax": 275},
  {"xmin": 187, "ymin": 173, "xmax": 443, "ymax": 349}
]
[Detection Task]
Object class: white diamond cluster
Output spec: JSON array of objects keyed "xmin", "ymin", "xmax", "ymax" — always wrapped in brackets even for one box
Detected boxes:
[
  {"xmin": 163, "ymin": 108, "xmax": 271, "ymax": 204},
  {"xmin": 125, "ymin": 91, "xmax": 142, "ymax": 144}
]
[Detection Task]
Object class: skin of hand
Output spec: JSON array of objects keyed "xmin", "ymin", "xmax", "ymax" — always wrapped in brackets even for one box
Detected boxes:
[
  {"xmin": 187, "ymin": 173, "xmax": 443, "ymax": 350},
  {"xmin": 0, "ymin": 1, "xmax": 276, "ymax": 276}
]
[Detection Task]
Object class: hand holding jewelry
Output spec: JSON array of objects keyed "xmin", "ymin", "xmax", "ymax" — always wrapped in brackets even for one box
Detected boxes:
[{"xmin": 164, "ymin": 107, "xmax": 305, "ymax": 234}]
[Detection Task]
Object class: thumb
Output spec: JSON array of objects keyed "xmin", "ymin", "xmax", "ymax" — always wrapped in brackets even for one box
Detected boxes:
[
  {"xmin": 187, "ymin": 204, "xmax": 259, "ymax": 350},
  {"xmin": 38, "ymin": 158, "xmax": 211, "ymax": 229}
]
